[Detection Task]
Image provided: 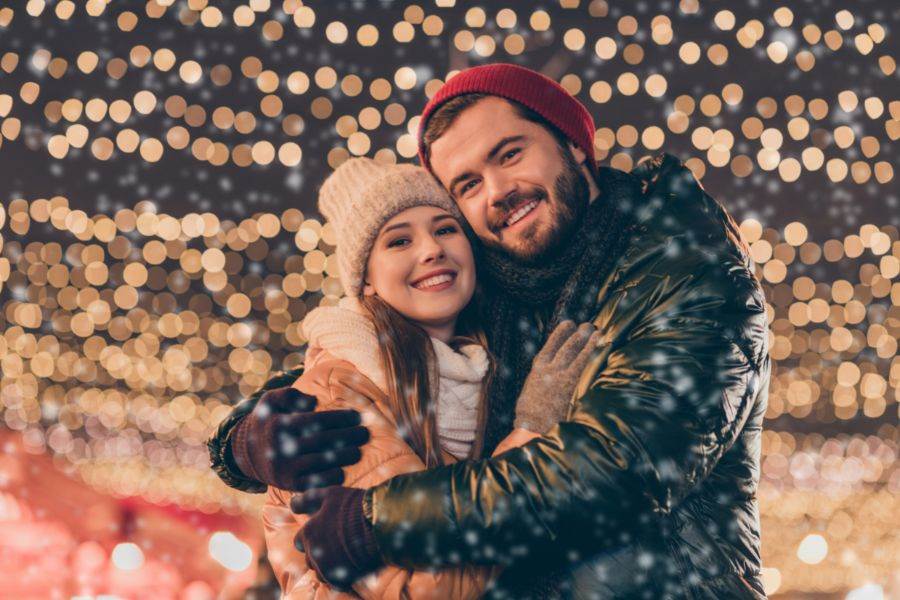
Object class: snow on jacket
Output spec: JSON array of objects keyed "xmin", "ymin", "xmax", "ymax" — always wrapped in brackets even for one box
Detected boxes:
[{"xmin": 262, "ymin": 299, "xmax": 536, "ymax": 599}]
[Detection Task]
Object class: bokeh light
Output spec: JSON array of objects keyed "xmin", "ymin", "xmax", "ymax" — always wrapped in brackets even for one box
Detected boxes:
[
  {"xmin": 208, "ymin": 531, "xmax": 254, "ymax": 572},
  {"xmin": 111, "ymin": 542, "xmax": 145, "ymax": 571},
  {"xmin": 0, "ymin": 1, "xmax": 896, "ymax": 598}
]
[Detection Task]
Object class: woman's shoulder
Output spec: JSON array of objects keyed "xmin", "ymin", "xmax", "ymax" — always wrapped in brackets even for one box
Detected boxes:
[
  {"xmin": 299, "ymin": 351, "xmax": 427, "ymax": 485},
  {"xmin": 296, "ymin": 349, "xmax": 388, "ymax": 410}
]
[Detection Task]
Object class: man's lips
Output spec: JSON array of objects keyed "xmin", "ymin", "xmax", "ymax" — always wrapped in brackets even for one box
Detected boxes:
[
  {"xmin": 493, "ymin": 196, "xmax": 544, "ymax": 231},
  {"xmin": 503, "ymin": 199, "xmax": 540, "ymax": 228}
]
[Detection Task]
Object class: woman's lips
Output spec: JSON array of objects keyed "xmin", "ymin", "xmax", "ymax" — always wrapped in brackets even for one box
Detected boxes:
[{"xmin": 412, "ymin": 271, "xmax": 457, "ymax": 291}]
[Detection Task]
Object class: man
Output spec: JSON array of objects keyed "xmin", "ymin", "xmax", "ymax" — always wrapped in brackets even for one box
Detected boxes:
[{"xmin": 209, "ymin": 64, "xmax": 769, "ymax": 599}]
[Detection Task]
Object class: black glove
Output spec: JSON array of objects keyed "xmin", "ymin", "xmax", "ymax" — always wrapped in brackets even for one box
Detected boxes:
[
  {"xmin": 228, "ymin": 387, "xmax": 369, "ymax": 491},
  {"xmin": 291, "ymin": 486, "xmax": 382, "ymax": 589}
]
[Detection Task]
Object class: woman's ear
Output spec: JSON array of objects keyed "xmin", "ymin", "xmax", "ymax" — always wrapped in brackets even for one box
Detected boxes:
[{"xmin": 362, "ymin": 281, "xmax": 376, "ymax": 296}]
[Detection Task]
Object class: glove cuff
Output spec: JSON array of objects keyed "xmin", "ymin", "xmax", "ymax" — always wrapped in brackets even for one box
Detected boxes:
[
  {"xmin": 340, "ymin": 488, "xmax": 382, "ymax": 576},
  {"xmin": 229, "ymin": 414, "xmax": 261, "ymax": 484}
]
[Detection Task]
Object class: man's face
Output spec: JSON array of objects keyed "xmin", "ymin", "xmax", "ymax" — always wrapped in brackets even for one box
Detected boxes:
[{"xmin": 429, "ymin": 97, "xmax": 591, "ymax": 262}]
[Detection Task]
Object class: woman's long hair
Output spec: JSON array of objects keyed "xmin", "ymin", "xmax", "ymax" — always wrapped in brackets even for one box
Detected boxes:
[{"xmin": 359, "ymin": 286, "xmax": 494, "ymax": 468}]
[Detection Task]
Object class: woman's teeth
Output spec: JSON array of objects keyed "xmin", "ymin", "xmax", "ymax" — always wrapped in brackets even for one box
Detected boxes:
[
  {"xmin": 414, "ymin": 273, "xmax": 454, "ymax": 289},
  {"xmin": 505, "ymin": 200, "xmax": 539, "ymax": 227}
]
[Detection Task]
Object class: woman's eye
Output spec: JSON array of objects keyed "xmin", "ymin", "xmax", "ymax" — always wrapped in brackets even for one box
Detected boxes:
[
  {"xmin": 387, "ymin": 238, "xmax": 409, "ymax": 248},
  {"xmin": 437, "ymin": 225, "xmax": 458, "ymax": 235}
]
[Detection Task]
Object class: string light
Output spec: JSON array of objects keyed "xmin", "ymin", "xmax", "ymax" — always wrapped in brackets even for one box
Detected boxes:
[{"xmin": 0, "ymin": 2, "xmax": 896, "ymax": 596}]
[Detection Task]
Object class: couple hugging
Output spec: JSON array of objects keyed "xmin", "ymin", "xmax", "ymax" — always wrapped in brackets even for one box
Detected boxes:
[{"xmin": 209, "ymin": 64, "xmax": 770, "ymax": 599}]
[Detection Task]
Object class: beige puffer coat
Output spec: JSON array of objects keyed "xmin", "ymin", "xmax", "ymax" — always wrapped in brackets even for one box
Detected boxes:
[{"xmin": 262, "ymin": 350, "xmax": 537, "ymax": 599}]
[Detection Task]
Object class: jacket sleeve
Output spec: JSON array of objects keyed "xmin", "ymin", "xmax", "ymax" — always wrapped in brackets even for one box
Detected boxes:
[
  {"xmin": 363, "ymin": 158, "xmax": 770, "ymax": 570},
  {"xmin": 208, "ymin": 367, "xmax": 305, "ymax": 493},
  {"xmin": 264, "ymin": 366, "xmax": 494, "ymax": 600}
]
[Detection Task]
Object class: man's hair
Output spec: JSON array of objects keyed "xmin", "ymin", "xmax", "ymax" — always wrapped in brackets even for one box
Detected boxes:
[{"xmin": 421, "ymin": 93, "xmax": 571, "ymax": 166}]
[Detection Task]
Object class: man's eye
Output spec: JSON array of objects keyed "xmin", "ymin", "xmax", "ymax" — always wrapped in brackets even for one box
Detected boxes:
[
  {"xmin": 460, "ymin": 180, "xmax": 479, "ymax": 195},
  {"xmin": 502, "ymin": 148, "xmax": 520, "ymax": 162}
]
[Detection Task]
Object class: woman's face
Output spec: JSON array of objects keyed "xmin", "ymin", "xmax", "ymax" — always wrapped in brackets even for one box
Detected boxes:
[{"xmin": 363, "ymin": 206, "xmax": 476, "ymax": 339}]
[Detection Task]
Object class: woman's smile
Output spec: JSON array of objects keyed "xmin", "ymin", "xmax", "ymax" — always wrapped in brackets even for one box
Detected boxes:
[
  {"xmin": 364, "ymin": 206, "xmax": 477, "ymax": 341},
  {"xmin": 411, "ymin": 269, "xmax": 458, "ymax": 292}
]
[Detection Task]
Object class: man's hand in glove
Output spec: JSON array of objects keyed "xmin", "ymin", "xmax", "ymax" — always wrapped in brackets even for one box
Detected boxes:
[
  {"xmin": 228, "ymin": 387, "xmax": 369, "ymax": 491},
  {"xmin": 514, "ymin": 320, "xmax": 602, "ymax": 434}
]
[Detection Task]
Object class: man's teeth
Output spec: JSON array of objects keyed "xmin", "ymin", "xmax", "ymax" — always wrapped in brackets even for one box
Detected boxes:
[
  {"xmin": 414, "ymin": 273, "xmax": 454, "ymax": 289},
  {"xmin": 505, "ymin": 200, "xmax": 538, "ymax": 227}
]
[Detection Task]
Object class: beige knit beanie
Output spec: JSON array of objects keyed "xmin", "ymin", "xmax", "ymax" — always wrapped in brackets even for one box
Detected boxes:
[{"xmin": 318, "ymin": 157, "xmax": 463, "ymax": 297}]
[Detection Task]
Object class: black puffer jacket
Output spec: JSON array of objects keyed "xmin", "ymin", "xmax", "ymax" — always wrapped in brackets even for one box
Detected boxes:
[
  {"xmin": 362, "ymin": 156, "xmax": 770, "ymax": 599},
  {"xmin": 209, "ymin": 155, "xmax": 769, "ymax": 599}
]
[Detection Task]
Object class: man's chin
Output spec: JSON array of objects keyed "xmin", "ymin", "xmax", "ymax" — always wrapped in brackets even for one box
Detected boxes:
[{"xmin": 499, "ymin": 231, "xmax": 555, "ymax": 263}]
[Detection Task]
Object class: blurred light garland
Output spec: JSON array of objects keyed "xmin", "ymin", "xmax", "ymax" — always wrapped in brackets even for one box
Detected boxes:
[
  {"xmin": 0, "ymin": 1, "xmax": 897, "ymax": 597},
  {"xmin": 1, "ymin": 199, "xmax": 897, "ymax": 596}
]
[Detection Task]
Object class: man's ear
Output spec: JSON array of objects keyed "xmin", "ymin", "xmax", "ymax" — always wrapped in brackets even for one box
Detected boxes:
[
  {"xmin": 569, "ymin": 141, "xmax": 587, "ymax": 165},
  {"xmin": 569, "ymin": 141, "xmax": 601, "ymax": 200}
]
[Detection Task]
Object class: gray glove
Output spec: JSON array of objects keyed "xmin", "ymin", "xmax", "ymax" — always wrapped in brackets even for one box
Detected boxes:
[{"xmin": 514, "ymin": 321, "xmax": 602, "ymax": 434}]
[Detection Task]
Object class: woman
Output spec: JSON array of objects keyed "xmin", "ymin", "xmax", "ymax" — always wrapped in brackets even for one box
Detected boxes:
[{"xmin": 262, "ymin": 158, "xmax": 600, "ymax": 599}]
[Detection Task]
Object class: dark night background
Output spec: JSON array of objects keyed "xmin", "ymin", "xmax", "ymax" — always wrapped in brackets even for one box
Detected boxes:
[{"xmin": 0, "ymin": 1, "xmax": 897, "ymax": 597}]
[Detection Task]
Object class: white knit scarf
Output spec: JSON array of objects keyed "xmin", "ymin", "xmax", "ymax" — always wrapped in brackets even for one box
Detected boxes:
[{"xmin": 301, "ymin": 297, "xmax": 489, "ymax": 459}]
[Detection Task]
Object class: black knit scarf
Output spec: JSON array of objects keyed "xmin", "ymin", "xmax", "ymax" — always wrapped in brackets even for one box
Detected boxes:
[
  {"xmin": 472, "ymin": 166, "xmax": 641, "ymax": 598},
  {"xmin": 478, "ymin": 166, "xmax": 641, "ymax": 455}
]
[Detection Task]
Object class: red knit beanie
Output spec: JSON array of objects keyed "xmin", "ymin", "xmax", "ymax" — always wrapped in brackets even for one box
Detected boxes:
[{"xmin": 417, "ymin": 63, "xmax": 596, "ymax": 172}]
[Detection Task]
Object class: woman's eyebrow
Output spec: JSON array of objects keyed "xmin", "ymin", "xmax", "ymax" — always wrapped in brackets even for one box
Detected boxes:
[
  {"xmin": 381, "ymin": 214, "xmax": 454, "ymax": 235},
  {"xmin": 381, "ymin": 221, "xmax": 410, "ymax": 234}
]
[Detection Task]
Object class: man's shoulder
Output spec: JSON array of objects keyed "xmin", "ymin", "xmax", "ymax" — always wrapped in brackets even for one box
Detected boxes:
[
  {"xmin": 629, "ymin": 152, "xmax": 686, "ymax": 193},
  {"xmin": 603, "ymin": 153, "xmax": 744, "ymax": 256},
  {"xmin": 631, "ymin": 153, "xmax": 725, "ymax": 234},
  {"xmin": 603, "ymin": 154, "xmax": 756, "ymax": 297}
]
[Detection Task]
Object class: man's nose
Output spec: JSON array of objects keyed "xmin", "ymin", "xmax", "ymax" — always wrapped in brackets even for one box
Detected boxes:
[{"xmin": 484, "ymin": 170, "xmax": 516, "ymax": 208}]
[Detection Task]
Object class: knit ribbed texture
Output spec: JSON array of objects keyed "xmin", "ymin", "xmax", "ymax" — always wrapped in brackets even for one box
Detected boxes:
[
  {"xmin": 302, "ymin": 297, "xmax": 488, "ymax": 459},
  {"xmin": 301, "ymin": 297, "xmax": 386, "ymax": 391},
  {"xmin": 432, "ymin": 341, "xmax": 486, "ymax": 459},
  {"xmin": 317, "ymin": 158, "xmax": 462, "ymax": 297},
  {"xmin": 229, "ymin": 408, "xmax": 269, "ymax": 484},
  {"xmin": 476, "ymin": 167, "xmax": 639, "ymax": 598},
  {"xmin": 479, "ymin": 167, "xmax": 640, "ymax": 456},
  {"xmin": 418, "ymin": 63, "xmax": 596, "ymax": 172},
  {"xmin": 335, "ymin": 487, "xmax": 381, "ymax": 578}
]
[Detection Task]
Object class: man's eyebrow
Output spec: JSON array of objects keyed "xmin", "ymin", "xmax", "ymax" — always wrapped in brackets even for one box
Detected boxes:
[
  {"xmin": 447, "ymin": 135, "xmax": 526, "ymax": 195},
  {"xmin": 379, "ymin": 214, "xmax": 456, "ymax": 235},
  {"xmin": 486, "ymin": 135, "xmax": 525, "ymax": 162}
]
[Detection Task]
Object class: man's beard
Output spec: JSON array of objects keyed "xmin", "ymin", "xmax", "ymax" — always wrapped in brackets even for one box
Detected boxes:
[{"xmin": 485, "ymin": 146, "xmax": 591, "ymax": 263}]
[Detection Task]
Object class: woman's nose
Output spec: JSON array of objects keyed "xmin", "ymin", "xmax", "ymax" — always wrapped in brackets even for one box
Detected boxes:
[{"xmin": 419, "ymin": 236, "xmax": 446, "ymax": 262}]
